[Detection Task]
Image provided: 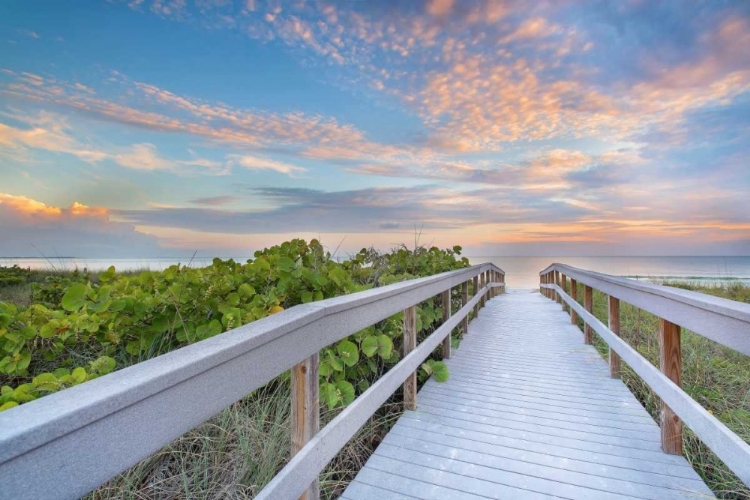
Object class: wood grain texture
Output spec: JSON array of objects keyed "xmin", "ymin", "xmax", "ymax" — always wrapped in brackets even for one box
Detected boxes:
[
  {"xmin": 291, "ymin": 353, "xmax": 320, "ymax": 500},
  {"xmin": 473, "ymin": 276, "xmax": 479, "ymax": 317},
  {"xmin": 441, "ymin": 290, "xmax": 452, "ymax": 359},
  {"xmin": 555, "ymin": 270, "xmax": 562, "ymax": 304},
  {"xmin": 660, "ymin": 318, "xmax": 683, "ymax": 455},
  {"xmin": 584, "ymin": 285, "xmax": 593, "ymax": 344},
  {"xmin": 609, "ymin": 297, "xmax": 621, "ymax": 379},
  {"xmin": 403, "ymin": 305, "xmax": 417, "ymax": 411},
  {"xmin": 560, "ymin": 274, "xmax": 567, "ymax": 311},
  {"xmin": 461, "ymin": 281, "xmax": 469, "ymax": 335},
  {"xmin": 570, "ymin": 279, "xmax": 578, "ymax": 325}
]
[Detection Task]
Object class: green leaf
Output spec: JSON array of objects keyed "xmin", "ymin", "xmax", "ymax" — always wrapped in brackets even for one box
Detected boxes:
[
  {"xmin": 0, "ymin": 314, "xmax": 11, "ymax": 328},
  {"xmin": 426, "ymin": 360, "xmax": 449, "ymax": 382},
  {"xmin": 0, "ymin": 401, "xmax": 18, "ymax": 412},
  {"xmin": 336, "ymin": 340, "xmax": 359, "ymax": 367},
  {"xmin": 71, "ymin": 367, "xmax": 87, "ymax": 383},
  {"xmin": 376, "ymin": 335, "xmax": 393, "ymax": 359},
  {"xmin": 301, "ymin": 291, "xmax": 313, "ymax": 304},
  {"xmin": 335, "ymin": 380, "xmax": 355, "ymax": 405},
  {"xmin": 361, "ymin": 336, "xmax": 378, "ymax": 357},
  {"xmin": 238, "ymin": 283, "xmax": 255, "ymax": 298},
  {"xmin": 320, "ymin": 382, "xmax": 340, "ymax": 409},
  {"xmin": 61, "ymin": 284, "xmax": 88, "ymax": 312},
  {"xmin": 90, "ymin": 356, "xmax": 116, "ymax": 375}
]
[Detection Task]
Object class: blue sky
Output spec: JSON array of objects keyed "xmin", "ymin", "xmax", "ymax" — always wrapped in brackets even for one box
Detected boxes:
[{"xmin": 1, "ymin": 0, "xmax": 749, "ymax": 257}]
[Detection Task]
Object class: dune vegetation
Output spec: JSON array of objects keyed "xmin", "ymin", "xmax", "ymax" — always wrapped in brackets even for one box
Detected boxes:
[{"xmin": 0, "ymin": 240, "xmax": 471, "ymax": 498}]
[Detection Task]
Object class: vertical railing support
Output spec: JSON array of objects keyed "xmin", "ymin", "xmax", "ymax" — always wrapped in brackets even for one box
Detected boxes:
[
  {"xmin": 570, "ymin": 279, "xmax": 578, "ymax": 325},
  {"xmin": 403, "ymin": 305, "xmax": 417, "ymax": 411},
  {"xmin": 500, "ymin": 272, "xmax": 505, "ymax": 293},
  {"xmin": 291, "ymin": 353, "xmax": 320, "ymax": 500},
  {"xmin": 560, "ymin": 274, "xmax": 567, "ymax": 311},
  {"xmin": 540, "ymin": 273, "xmax": 546, "ymax": 297},
  {"xmin": 609, "ymin": 296, "xmax": 621, "ymax": 379},
  {"xmin": 473, "ymin": 275, "xmax": 479, "ymax": 317},
  {"xmin": 461, "ymin": 280, "xmax": 469, "ymax": 335},
  {"xmin": 555, "ymin": 270, "xmax": 561, "ymax": 304},
  {"xmin": 584, "ymin": 285, "xmax": 593, "ymax": 344},
  {"xmin": 480, "ymin": 271, "xmax": 486, "ymax": 309},
  {"xmin": 441, "ymin": 289, "xmax": 451, "ymax": 359},
  {"xmin": 660, "ymin": 318, "xmax": 683, "ymax": 455}
]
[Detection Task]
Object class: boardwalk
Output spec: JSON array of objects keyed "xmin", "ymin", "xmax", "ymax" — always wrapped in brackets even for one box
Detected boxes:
[{"xmin": 342, "ymin": 289, "xmax": 715, "ymax": 500}]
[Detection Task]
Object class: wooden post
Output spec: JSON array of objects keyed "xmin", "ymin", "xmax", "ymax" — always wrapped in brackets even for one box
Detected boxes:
[
  {"xmin": 490, "ymin": 271, "xmax": 496, "ymax": 298},
  {"xmin": 660, "ymin": 319, "xmax": 682, "ymax": 455},
  {"xmin": 584, "ymin": 285, "xmax": 593, "ymax": 344},
  {"xmin": 500, "ymin": 272, "xmax": 505, "ymax": 293},
  {"xmin": 570, "ymin": 279, "xmax": 578, "ymax": 325},
  {"xmin": 291, "ymin": 353, "xmax": 320, "ymax": 500},
  {"xmin": 485, "ymin": 271, "xmax": 490, "ymax": 301},
  {"xmin": 609, "ymin": 296, "xmax": 621, "ymax": 379},
  {"xmin": 461, "ymin": 280, "xmax": 469, "ymax": 335},
  {"xmin": 472, "ymin": 275, "xmax": 479, "ymax": 317},
  {"xmin": 560, "ymin": 274, "xmax": 567, "ymax": 310},
  {"xmin": 403, "ymin": 305, "xmax": 417, "ymax": 411},
  {"xmin": 441, "ymin": 289, "xmax": 451, "ymax": 359},
  {"xmin": 555, "ymin": 270, "xmax": 561, "ymax": 304},
  {"xmin": 541, "ymin": 273, "xmax": 546, "ymax": 297}
]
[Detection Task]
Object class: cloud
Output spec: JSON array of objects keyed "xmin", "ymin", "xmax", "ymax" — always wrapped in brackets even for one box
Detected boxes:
[
  {"xmin": 227, "ymin": 154, "xmax": 306, "ymax": 176},
  {"xmin": 0, "ymin": 193, "xmax": 165, "ymax": 257},
  {"xmin": 190, "ymin": 195, "xmax": 239, "ymax": 206},
  {"xmin": 0, "ymin": 112, "xmax": 225, "ymax": 173}
]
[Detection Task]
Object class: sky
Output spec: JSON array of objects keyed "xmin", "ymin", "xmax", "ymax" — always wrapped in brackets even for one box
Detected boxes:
[{"xmin": 0, "ymin": 0, "xmax": 749, "ymax": 258}]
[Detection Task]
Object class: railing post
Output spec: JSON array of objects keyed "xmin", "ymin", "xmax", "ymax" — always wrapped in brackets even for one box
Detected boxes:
[
  {"xmin": 291, "ymin": 353, "xmax": 320, "ymax": 500},
  {"xmin": 609, "ymin": 296, "xmax": 621, "ymax": 379},
  {"xmin": 403, "ymin": 305, "xmax": 417, "ymax": 411},
  {"xmin": 462, "ymin": 280, "xmax": 469, "ymax": 334},
  {"xmin": 479, "ymin": 271, "xmax": 487, "ymax": 307},
  {"xmin": 500, "ymin": 272, "xmax": 505, "ymax": 293},
  {"xmin": 547, "ymin": 271, "xmax": 555, "ymax": 300},
  {"xmin": 473, "ymin": 275, "xmax": 479, "ymax": 317},
  {"xmin": 560, "ymin": 274, "xmax": 567, "ymax": 310},
  {"xmin": 570, "ymin": 279, "xmax": 578, "ymax": 325},
  {"xmin": 490, "ymin": 271, "xmax": 495, "ymax": 298},
  {"xmin": 660, "ymin": 319, "xmax": 683, "ymax": 455},
  {"xmin": 541, "ymin": 273, "xmax": 546, "ymax": 297},
  {"xmin": 555, "ymin": 270, "xmax": 561, "ymax": 304},
  {"xmin": 441, "ymin": 289, "xmax": 451, "ymax": 359},
  {"xmin": 584, "ymin": 285, "xmax": 593, "ymax": 344}
]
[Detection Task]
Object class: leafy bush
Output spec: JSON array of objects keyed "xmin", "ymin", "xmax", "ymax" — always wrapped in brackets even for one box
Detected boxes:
[{"xmin": 0, "ymin": 240, "xmax": 469, "ymax": 410}]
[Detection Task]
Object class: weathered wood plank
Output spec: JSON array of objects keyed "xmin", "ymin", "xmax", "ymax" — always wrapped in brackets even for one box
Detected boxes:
[
  {"xmin": 291, "ymin": 353, "xmax": 320, "ymax": 500},
  {"xmin": 441, "ymin": 289, "xmax": 451, "ymax": 359},
  {"xmin": 584, "ymin": 285, "xmax": 594, "ymax": 344},
  {"xmin": 660, "ymin": 318, "xmax": 682, "ymax": 456},
  {"xmin": 403, "ymin": 305, "xmax": 417, "ymax": 411},
  {"xmin": 461, "ymin": 280, "xmax": 469, "ymax": 335},
  {"xmin": 609, "ymin": 296, "xmax": 621, "ymax": 379}
]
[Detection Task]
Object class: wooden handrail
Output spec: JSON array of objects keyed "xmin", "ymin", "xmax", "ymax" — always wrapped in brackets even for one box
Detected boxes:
[
  {"xmin": 539, "ymin": 264, "xmax": 750, "ymax": 485},
  {"xmin": 0, "ymin": 263, "xmax": 504, "ymax": 500}
]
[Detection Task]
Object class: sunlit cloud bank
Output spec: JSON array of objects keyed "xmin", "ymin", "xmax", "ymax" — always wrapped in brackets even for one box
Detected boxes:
[{"xmin": 0, "ymin": 0, "xmax": 748, "ymax": 256}]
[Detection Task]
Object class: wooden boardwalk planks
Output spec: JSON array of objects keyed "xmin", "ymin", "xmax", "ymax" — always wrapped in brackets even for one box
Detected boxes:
[{"xmin": 342, "ymin": 290, "xmax": 715, "ymax": 500}]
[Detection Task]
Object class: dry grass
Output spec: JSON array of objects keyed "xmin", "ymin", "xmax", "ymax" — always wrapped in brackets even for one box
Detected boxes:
[{"xmin": 85, "ymin": 382, "xmax": 403, "ymax": 500}]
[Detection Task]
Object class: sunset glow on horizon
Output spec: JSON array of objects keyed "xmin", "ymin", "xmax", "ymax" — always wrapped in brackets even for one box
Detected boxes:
[{"xmin": 1, "ymin": 0, "xmax": 749, "ymax": 257}]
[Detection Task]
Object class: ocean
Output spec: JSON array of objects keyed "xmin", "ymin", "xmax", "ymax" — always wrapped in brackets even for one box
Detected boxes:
[{"xmin": 2, "ymin": 256, "xmax": 749, "ymax": 290}]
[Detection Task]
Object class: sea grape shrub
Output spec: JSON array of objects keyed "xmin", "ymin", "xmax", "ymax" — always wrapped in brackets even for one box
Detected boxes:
[
  {"xmin": 0, "ymin": 265, "xmax": 30, "ymax": 287},
  {"xmin": 0, "ymin": 239, "xmax": 469, "ymax": 410}
]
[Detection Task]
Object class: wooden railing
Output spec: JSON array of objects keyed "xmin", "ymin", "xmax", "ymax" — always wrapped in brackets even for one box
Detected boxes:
[
  {"xmin": 539, "ymin": 263, "xmax": 750, "ymax": 486},
  {"xmin": 0, "ymin": 263, "xmax": 504, "ymax": 500}
]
